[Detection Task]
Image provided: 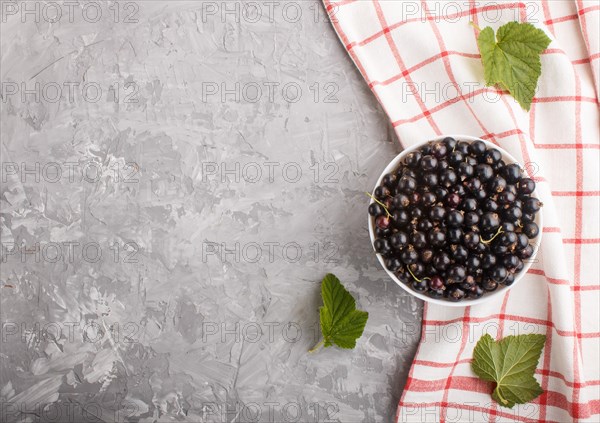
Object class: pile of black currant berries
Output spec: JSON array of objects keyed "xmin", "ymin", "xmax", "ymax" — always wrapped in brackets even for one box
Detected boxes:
[{"xmin": 369, "ymin": 137, "xmax": 542, "ymax": 302}]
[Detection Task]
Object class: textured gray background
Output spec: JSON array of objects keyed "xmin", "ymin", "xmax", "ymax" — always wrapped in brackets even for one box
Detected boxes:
[{"xmin": 0, "ymin": 1, "xmax": 422, "ymax": 422}]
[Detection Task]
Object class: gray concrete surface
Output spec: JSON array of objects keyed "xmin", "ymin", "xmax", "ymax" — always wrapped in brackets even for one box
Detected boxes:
[{"xmin": 0, "ymin": 1, "xmax": 422, "ymax": 422}]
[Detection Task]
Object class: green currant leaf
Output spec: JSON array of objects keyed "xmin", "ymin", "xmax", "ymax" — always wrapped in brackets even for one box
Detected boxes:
[
  {"xmin": 476, "ymin": 22, "xmax": 551, "ymax": 110},
  {"xmin": 472, "ymin": 333, "xmax": 546, "ymax": 408},
  {"xmin": 318, "ymin": 274, "xmax": 368, "ymax": 350}
]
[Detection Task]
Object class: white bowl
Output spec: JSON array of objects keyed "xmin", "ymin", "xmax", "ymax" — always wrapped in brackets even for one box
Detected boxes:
[{"xmin": 368, "ymin": 135, "xmax": 543, "ymax": 306}]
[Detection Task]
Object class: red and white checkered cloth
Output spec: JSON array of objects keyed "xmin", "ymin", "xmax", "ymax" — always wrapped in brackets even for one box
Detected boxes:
[{"xmin": 323, "ymin": 1, "xmax": 600, "ymax": 421}]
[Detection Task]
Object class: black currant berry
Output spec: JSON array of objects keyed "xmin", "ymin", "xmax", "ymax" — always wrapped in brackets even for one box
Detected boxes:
[
  {"xmin": 503, "ymin": 206, "xmax": 523, "ymax": 222},
  {"xmin": 433, "ymin": 252, "xmax": 451, "ymax": 271},
  {"xmin": 369, "ymin": 203, "xmax": 384, "ymax": 216},
  {"xmin": 489, "ymin": 176, "xmax": 507, "ymax": 193},
  {"xmin": 430, "ymin": 206, "xmax": 446, "ymax": 222},
  {"xmin": 411, "ymin": 231, "xmax": 427, "ymax": 249},
  {"xmin": 467, "ymin": 255, "xmax": 481, "ymax": 272},
  {"xmin": 462, "ymin": 197, "xmax": 478, "ymax": 211},
  {"xmin": 401, "ymin": 246, "xmax": 419, "ymax": 264},
  {"xmin": 446, "ymin": 210, "xmax": 464, "ymax": 227},
  {"xmin": 423, "ymin": 173, "xmax": 439, "ymax": 187},
  {"xmin": 481, "ymin": 253, "xmax": 497, "ymax": 269},
  {"xmin": 398, "ymin": 176, "xmax": 417, "ymax": 193},
  {"xmin": 468, "ymin": 140, "xmax": 486, "ymax": 156},
  {"xmin": 428, "ymin": 275, "xmax": 444, "ymax": 290},
  {"xmin": 375, "ymin": 227, "xmax": 392, "ymax": 238},
  {"xmin": 518, "ymin": 178, "xmax": 536, "ymax": 195},
  {"xmin": 450, "ymin": 244, "xmax": 469, "ymax": 262},
  {"xmin": 523, "ymin": 197, "xmax": 542, "ymax": 214},
  {"xmin": 443, "ymin": 137, "xmax": 457, "ymax": 150},
  {"xmin": 420, "ymin": 248, "xmax": 434, "ymax": 263},
  {"xmin": 417, "ymin": 219, "xmax": 434, "ymax": 232},
  {"xmin": 498, "ymin": 191, "xmax": 516, "ymax": 204},
  {"xmin": 412, "ymin": 279, "xmax": 428, "ymax": 292},
  {"xmin": 458, "ymin": 162, "xmax": 474, "ymax": 178},
  {"xmin": 490, "ymin": 266, "xmax": 508, "ymax": 283},
  {"xmin": 522, "ymin": 222, "xmax": 539, "ymax": 238},
  {"xmin": 446, "ymin": 192, "xmax": 461, "ymax": 208},
  {"xmin": 464, "ymin": 232, "xmax": 481, "ymax": 249},
  {"xmin": 482, "ymin": 277, "xmax": 498, "ymax": 291},
  {"xmin": 374, "ymin": 238, "xmax": 391, "ymax": 254},
  {"xmin": 516, "ymin": 233, "xmax": 529, "ymax": 249},
  {"xmin": 440, "ymin": 169, "xmax": 458, "ymax": 188},
  {"xmin": 428, "ymin": 228, "xmax": 447, "ymax": 247},
  {"xmin": 481, "ymin": 213, "xmax": 501, "ymax": 231},
  {"xmin": 374, "ymin": 186, "xmax": 390, "ymax": 199},
  {"xmin": 446, "ymin": 285, "xmax": 466, "ymax": 301},
  {"xmin": 382, "ymin": 173, "xmax": 398, "ymax": 188},
  {"xmin": 392, "ymin": 210, "xmax": 410, "ymax": 226},
  {"xmin": 468, "ymin": 284, "xmax": 485, "ymax": 298},
  {"xmin": 502, "ymin": 164, "xmax": 521, "ymax": 183},
  {"xmin": 476, "ymin": 164, "xmax": 494, "ymax": 181},
  {"xmin": 503, "ymin": 273, "xmax": 516, "ymax": 286},
  {"xmin": 386, "ymin": 257, "xmax": 403, "ymax": 271},
  {"xmin": 376, "ymin": 215, "xmax": 391, "ymax": 229},
  {"xmin": 432, "ymin": 142, "xmax": 448, "ymax": 158},
  {"xmin": 420, "ymin": 155, "xmax": 438, "ymax": 172},
  {"xmin": 483, "ymin": 149, "xmax": 502, "ymax": 164},
  {"xmin": 484, "ymin": 199, "xmax": 499, "ymax": 212},
  {"xmin": 464, "ymin": 212, "xmax": 479, "ymax": 226},
  {"xmin": 447, "ymin": 265, "xmax": 467, "ymax": 283},
  {"xmin": 449, "ymin": 150, "xmax": 464, "ymax": 166},
  {"xmin": 390, "ymin": 231, "xmax": 409, "ymax": 249},
  {"xmin": 405, "ymin": 151, "xmax": 422, "ymax": 167}
]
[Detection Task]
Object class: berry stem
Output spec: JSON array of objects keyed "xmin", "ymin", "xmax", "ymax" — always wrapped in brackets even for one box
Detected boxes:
[
  {"xmin": 308, "ymin": 339, "xmax": 324, "ymax": 353},
  {"xmin": 365, "ymin": 192, "xmax": 392, "ymax": 218},
  {"xmin": 481, "ymin": 227, "xmax": 504, "ymax": 244},
  {"xmin": 469, "ymin": 21, "xmax": 482, "ymax": 31},
  {"xmin": 495, "ymin": 387, "xmax": 509, "ymax": 405},
  {"xmin": 406, "ymin": 266, "xmax": 431, "ymax": 283}
]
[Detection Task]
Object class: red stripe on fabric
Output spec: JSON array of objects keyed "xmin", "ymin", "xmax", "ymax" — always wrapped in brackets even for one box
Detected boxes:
[
  {"xmin": 541, "ymin": 0, "xmax": 556, "ymax": 36},
  {"xmin": 527, "ymin": 268, "xmax": 571, "ymax": 285},
  {"xmin": 400, "ymin": 382, "xmax": 600, "ymax": 419},
  {"xmin": 587, "ymin": 52, "xmax": 600, "ymax": 62},
  {"xmin": 571, "ymin": 6, "xmax": 585, "ymax": 414},
  {"xmin": 422, "ymin": 313, "xmax": 600, "ymax": 338},
  {"xmin": 532, "ymin": 95, "xmax": 598, "ymax": 104},
  {"xmin": 543, "ymin": 227, "xmax": 561, "ymax": 233},
  {"xmin": 534, "ymin": 143, "xmax": 600, "ymax": 149},
  {"xmin": 346, "ymin": 2, "xmax": 527, "ymax": 50},
  {"xmin": 371, "ymin": 0, "xmax": 442, "ymax": 134},
  {"xmin": 422, "ymin": 0, "xmax": 494, "ymax": 161},
  {"xmin": 391, "ymin": 90, "xmax": 598, "ymax": 128},
  {"xmin": 539, "ymin": 369, "xmax": 600, "ymax": 388},
  {"xmin": 324, "ymin": 0, "xmax": 399, "ymax": 128},
  {"xmin": 579, "ymin": 5, "xmax": 600, "ymax": 15},
  {"xmin": 368, "ymin": 51, "xmax": 481, "ymax": 88},
  {"xmin": 407, "ymin": 375, "xmax": 489, "ymax": 394},
  {"xmin": 438, "ymin": 307, "xmax": 471, "ymax": 423},
  {"xmin": 412, "ymin": 358, "xmax": 600, "ymax": 387},
  {"xmin": 545, "ymin": 13, "xmax": 578, "ymax": 25},
  {"xmin": 392, "ymin": 87, "xmax": 488, "ymax": 126},
  {"xmin": 539, "ymin": 283, "xmax": 553, "ymax": 422},
  {"xmin": 563, "ymin": 238, "xmax": 600, "ymax": 244},
  {"xmin": 571, "ymin": 285, "xmax": 600, "ymax": 291},
  {"xmin": 399, "ymin": 401, "xmax": 543, "ymax": 423},
  {"xmin": 396, "ymin": 301, "xmax": 428, "ymax": 423},
  {"xmin": 552, "ymin": 191, "xmax": 600, "ymax": 196},
  {"xmin": 489, "ymin": 285, "xmax": 513, "ymax": 423}
]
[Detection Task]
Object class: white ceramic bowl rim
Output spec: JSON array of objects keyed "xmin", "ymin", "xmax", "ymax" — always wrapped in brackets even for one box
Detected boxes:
[{"xmin": 368, "ymin": 135, "xmax": 544, "ymax": 307}]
